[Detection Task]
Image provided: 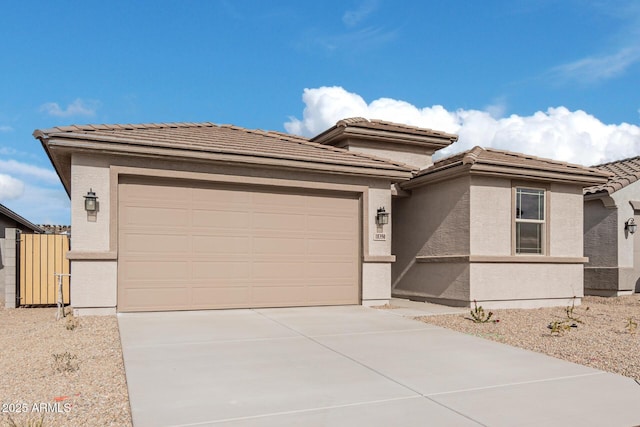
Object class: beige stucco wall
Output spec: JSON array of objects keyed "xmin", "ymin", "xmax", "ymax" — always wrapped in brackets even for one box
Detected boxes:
[
  {"xmin": 392, "ymin": 176, "xmax": 470, "ymax": 301},
  {"xmin": 584, "ymin": 198, "xmax": 619, "ymax": 294},
  {"xmin": 393, "ymin": 174, "xmax": 587, "ymax": 308},
  {"xmin": 471, "ymin": 263, "xmax": 584, "ymax": 308},
  {"xmin": 469, "ymin": 176, "xmax": 511, "ymax": 256},
  {"xmin": 584, "ymin": 180, "xmax": 640, "ymax": 295},
  {"xmin": 549, "ymin": 184, "xmax": 584, "ymax": 257},
  {"xmin": 345, "ymin": 140, "xmax": 434, "ymax": 170},
  {"xmin": 69, "ymin": 152, "xmax": 397, "ymax": 314}
]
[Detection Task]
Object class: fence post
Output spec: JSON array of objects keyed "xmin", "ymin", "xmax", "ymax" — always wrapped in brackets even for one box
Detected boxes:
[{"xmin": 4, "ymin": 228, "xmax": 18, "ymax": 308}]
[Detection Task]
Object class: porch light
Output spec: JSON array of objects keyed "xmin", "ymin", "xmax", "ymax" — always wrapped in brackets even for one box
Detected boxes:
[
  {"xmin": 375, "ymin": 207, "xmax": 389, "ymax": 226},
  {"xmin": 84, "ymin": 189, "xmax": 98, "ymax": 212},
  {"xmin": 625, "ymin": 218, "xmax": 637, "ymax": 234}
]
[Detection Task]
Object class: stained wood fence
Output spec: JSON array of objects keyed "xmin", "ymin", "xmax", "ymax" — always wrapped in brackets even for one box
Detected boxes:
[{"xmin": 18, "ymin": 233, "xmax": 70, "ymax": 306}]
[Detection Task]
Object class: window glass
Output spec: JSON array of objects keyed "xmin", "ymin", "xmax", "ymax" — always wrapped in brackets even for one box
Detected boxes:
[
  {"xmin": 515, "ymin": 187, "xmax": 545, "ymax": 255},
  {"xmin": 516, "ymin": 188, "xmax": 544, "ymax": 220},
  {"xmin": 516, "ymin": 222, "xmax": 543, "ymax": 254}
]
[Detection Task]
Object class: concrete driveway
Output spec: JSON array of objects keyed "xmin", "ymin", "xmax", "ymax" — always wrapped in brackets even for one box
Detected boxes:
[{"xmin": 118, "ymin": 305, "xmax": 640, "ymax": 427}]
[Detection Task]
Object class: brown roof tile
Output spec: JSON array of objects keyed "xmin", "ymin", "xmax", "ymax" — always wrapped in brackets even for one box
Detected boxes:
[
  {"xmin": 584, "ymin": 155, "xmax": 640, "ymax": 195},
  {"xmin": 334, "ymin": 117, "xmax": 458, "ymax": 140},
  {"xmin": 35, "ymin": 121, "xmax": 412, "ymax": 173},
  {"xmin": 406, "ymin": 146, "xmax": 611, "ymax": 188}
]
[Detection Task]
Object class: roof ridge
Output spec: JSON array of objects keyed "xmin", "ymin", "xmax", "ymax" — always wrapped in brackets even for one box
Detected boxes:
[
  {"xmin": 593, "ymin": 155, "xmax": 640, "ymax": 168},
  {"xmin": 462, "ymin": 146, "xmax": 485, "ymax": 164},
  {"xmin": 43, "ymin": 121, "xmax": 217, "ymax": 134},
  {"xmin": 481, "ymin": 146, "xmax": 606, "ymax": 173}
]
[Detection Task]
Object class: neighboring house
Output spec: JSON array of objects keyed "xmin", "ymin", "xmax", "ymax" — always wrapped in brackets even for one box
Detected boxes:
[
  {"xmin": 584, "ymin": 156, "xmax": 640, "ymax": 296},
  {"xmin": 34, "ymin": 118, "xmax": 610, "ymax": 315},
  {"xmin": 0, "ymin": 204, "xmax": 44, "ymax": 307}
]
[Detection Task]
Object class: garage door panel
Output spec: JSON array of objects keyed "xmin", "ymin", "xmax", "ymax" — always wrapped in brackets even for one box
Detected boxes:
[
  {"xmin": 253, "ymin": 212, "xmax": 307, "ymax": 230},
  {"xmin": 190, "ymin": 287, "xmax": 251, "ymax": 308},
  {"xmin": 192, "ymin": 261, "xmax": 251, "ymax": 280},
  {"xmin": 252, "ymin": 262, "xmax": 307, "ymax": 279},
  {"xmin": 306, "ymin": 262, "xmax": 357, "ymax": 279},
  {"xmin": 192, "ymin": 236, "xmax": 251, "ymax": 254},
  {"xmin": 122, "ymin": 206, "xmax": 191, "ymax": 227},
  {"xmin": 121, "ymin": 233, "xmax": 190, "ymax": 254},
  {"xmin": 192, "ymin": 210, "xmax": 251, "ymax": 228},
  {"xmin": 306, "ymin": 285, "xmax": 357, "ymax": 303},
  {"xmin": 308, "ymin": 239, "xmax": 358, "ymax": 256},
  {"xmin": 253, "ymin": 237, "xmax": 307, "ymax": 255},
  {"xmin": 118, "ymin": 180, "xmax": 360, "ymax": 312},
  {"xmin": 122, "ymin": 261, "xmax": 189, "ymax": 280},
  {"xmin": 123, "ymin": 288, "xmax": 191, "ymax": 310}
]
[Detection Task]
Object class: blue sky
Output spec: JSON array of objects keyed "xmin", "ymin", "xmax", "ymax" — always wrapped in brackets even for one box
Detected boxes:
[{"xmin": 1, "ymin": 0, "xmax": 639, "ymax": 225}]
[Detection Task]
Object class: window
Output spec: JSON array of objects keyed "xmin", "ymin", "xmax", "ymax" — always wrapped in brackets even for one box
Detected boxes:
[{"xmin": 515, "ymin": 187, "xmax": 545, "ymax": 254}]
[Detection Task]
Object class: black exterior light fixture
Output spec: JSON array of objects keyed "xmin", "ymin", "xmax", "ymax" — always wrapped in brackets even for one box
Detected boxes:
[
  {"xmin": 625, "ymin": 218, "xmax": 637, "ymax": 234},
  {"xmin": 375, "ymin": 207, "xmax": 389, "ymax": 226},
  {"xmin": 84, "ymin": 189, "xmax": 98, "ymax": 212}
]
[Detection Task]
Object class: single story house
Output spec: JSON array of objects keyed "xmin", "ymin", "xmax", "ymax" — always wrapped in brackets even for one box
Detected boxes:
[
  {"xmin": 584, "ymin": 156, "xmax": 640, "ymax": 296},
  {"xmin": 35, "ymin": 118, "xmax": 610, "ymax": 315},
  {"xmin": 0, "ymin": 204, "xmax": 44, "ymax": 307}
]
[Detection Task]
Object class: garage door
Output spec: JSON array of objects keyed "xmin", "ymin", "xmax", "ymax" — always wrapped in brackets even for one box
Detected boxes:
[{"xmin": 117, "ymin": 177, "xmax": 360, "ymax": 312}]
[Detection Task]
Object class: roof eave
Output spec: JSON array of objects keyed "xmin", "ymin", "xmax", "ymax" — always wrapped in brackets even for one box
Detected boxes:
[
  {"xmin": 0, "ymin": 204, "xmax": 45, "ymax": 233},
  {"xmin": 311, "ymin": 125, "xmax": 457, "ymax": 151},
  {"xmin": 44, "ymin": 138, "xmax": 413, "ymax": 182},
  {"xmin": 403, "ymin": 162, "xmax": 610, "ymax": 190}
]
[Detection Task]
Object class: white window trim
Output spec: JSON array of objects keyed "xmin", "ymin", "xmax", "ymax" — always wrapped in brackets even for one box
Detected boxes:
[{"xmin": 512, "ymin": 184, "xmax": 549, "ymax": 255}]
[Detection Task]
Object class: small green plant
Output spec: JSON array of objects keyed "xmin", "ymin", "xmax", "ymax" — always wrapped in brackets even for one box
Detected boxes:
[
  {"xmin": 625, "ymin": 317, "xmax": 638, "ymax": 334},
  {"xmin": 469, "ymin": 300, "xmax": 495, "ymax": 323},
  {"xmin": 548, "ymin": 320, "xmax": 572, "ymax": 336},
  {"xmin": 65, "ymin": 314, "xmax": 79, "ymax": 331},
  {"xmin": 6, "ymin": 415, "xmax": 45, "ymax": 427},
  {"xmin": 565, "ymin": 297, "xmax": 586, "ymax": 324},
  {"xmin": 52, "ymin": 352, "xmax": 79, "ymax": 373}
]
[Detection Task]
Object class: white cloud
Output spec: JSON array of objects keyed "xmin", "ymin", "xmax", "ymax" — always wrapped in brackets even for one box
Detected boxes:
[
  {"xmin": 284, "ymin": 86, "xmax": 640, "ymax": 166},
  {"xmin": 552, "ymin": 47, "xmax": 640, "ymax": 83},
  {"xmin": 343, "ymin": 0, "xmax": 378, "ymax": 27},
  {"xmin": 0, "ymin": 159, "xmax": 59, "ymax": 182},
  {"xmin": 0, "ymin": 174, "xmax": 24, "ymax": 201},
  {"xmin": 0, "ymin": 125, "xmax": 12, "ymax": 132},
  {"xmin": 39, "ymin": 98, "xmax": 98, "ymax": 118}
]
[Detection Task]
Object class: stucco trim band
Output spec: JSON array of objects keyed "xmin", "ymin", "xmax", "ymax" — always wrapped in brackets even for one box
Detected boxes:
[
  {"xmin": 363, "ymin": 255, "xmax": 396, "ymax": 263},
  {"xmin": 67, "ymin": 251, "xmax": 117, "ymax": 260},
  {"xmin": 416, "ymin": 255, "xmax": 589, "ymax": 263}
]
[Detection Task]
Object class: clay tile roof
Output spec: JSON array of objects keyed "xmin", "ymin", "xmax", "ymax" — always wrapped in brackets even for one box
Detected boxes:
[
  {"xmin": 406, "ymin": 146, "xmax": 611, "ymax": 188},
  {"xmin": 334, "ymin": 117, "xmax": 458, "ymax": 140},
  {"xmin": 34, "ymin": 121, "xmax": 412, "ymax": 175},
  {"xmin": 584, "ymin": 155, "xmax": 640, "ymax": 195}
]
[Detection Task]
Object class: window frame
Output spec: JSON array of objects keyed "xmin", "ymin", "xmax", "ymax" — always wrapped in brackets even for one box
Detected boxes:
[{"xmin": 512, "ymin": 183, "xmax": 549, "ymax": 255}]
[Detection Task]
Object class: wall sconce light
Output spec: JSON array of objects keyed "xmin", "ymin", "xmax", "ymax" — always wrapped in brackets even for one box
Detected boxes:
[
  {"xmin": 84, "ymin": 189, "xmax": 98, "ymax": 212},
  {"xmin": 375, "ymin": 207, "xmax": 389, "ymax": 226},
  {"xmin": 625, "ymin": 218, "xmax": 637, "ymax": 234}
]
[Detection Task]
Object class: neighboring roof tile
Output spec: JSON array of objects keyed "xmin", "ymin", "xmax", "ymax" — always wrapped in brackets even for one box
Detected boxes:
[
  {"xmin": 0, "ymin": 204, "xmax": 44, "ymax": 233},
  {"xmin": 584, "ymin": 156, "xmax": 640, "ymax": 195},
  {"xmin": 405, "ymin": 146, "xmax": 611, "ymax": 188},
  {"xmin": 34, "ymin": 122, "xmax": 412, "ymax": 173}
]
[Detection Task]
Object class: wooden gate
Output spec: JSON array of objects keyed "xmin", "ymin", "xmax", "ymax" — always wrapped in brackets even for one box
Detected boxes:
[{"xmin": 18, "ymin": 233, "xmax": 70, "ymax": 306}]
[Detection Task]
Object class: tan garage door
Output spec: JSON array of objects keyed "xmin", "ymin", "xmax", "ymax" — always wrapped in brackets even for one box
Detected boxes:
[{"xmin": 117, "ymin": 177, "xmax": 360, "ymax": 312}]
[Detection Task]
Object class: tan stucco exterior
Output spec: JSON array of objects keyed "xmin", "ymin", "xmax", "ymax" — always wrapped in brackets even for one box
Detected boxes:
[
  {"xmin": 393, "ymin": 173, "xmax": 589, "ymax": 309},
  {"xmin": 67, "ymin": 151, "xmax": 399, "ymax": 314},
  {"xmin": 36, "ymin": 120, "xmax": 610, "ymax": 314},
  {"xmin": 584, "ymin": 180, "xmax": 640, "ymax": 296}
]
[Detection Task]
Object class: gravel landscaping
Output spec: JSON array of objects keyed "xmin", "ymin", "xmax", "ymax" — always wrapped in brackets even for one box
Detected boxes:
[
  {"xmin": 416, "ymin": 295, "xmax": 640, "ymax": 381},
  {"xmin": 1, "ymin": 295, "xmax": 638, "ymax": 426},
  {"xmin": 0, "ymin": 307, "xmax": 131, "ymax": 427}
]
